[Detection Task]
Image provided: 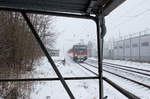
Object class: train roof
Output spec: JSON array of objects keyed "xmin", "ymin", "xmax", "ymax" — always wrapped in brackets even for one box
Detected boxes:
[{"xmin": 0, "ymin": 0, "xmax": 125, "ymax": 16}]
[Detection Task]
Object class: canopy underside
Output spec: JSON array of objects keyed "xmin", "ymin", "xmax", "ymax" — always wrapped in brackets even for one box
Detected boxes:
[{"xmin": 0, "ymin": 0, "xmax": 125, "ymax": 16}]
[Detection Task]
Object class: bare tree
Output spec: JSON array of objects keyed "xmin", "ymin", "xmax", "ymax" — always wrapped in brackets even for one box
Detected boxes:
[{"xmin": 0, "ymin": 11, "xmax": 56, "ymax": 99}]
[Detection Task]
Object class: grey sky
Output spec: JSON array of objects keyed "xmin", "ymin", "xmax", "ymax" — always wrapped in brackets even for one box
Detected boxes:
[
  {"xmin": 52, "ymin": 0, "xmax": 150, "ymax": 53},
  {"xmin": 105, "ymin": 0, "xmax": 150, "ymax": 40},
  {"xmin": 53, "ymin": 17, "xmax": 96, "ymax": 54}
]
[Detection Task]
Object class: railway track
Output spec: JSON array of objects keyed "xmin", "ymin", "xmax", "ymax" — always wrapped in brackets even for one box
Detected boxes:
[
  {"xmin": 103, "ymin": 62, "xmax": 150, "ymax": 73},
  {"xmin": 76, "ymin": 62, "xmax": 141, "ymax": 99},
  {"xmin": 83, "ymin": 62, "xmax": 150, "ymax": 89},
  {"xmin": 77, "ymin": 63, "xmax": 98, "ymax": 76},
  {"xmin": 85, "ymin": 61, "xmax": 150, "ymax": 78},
  {"xmin": 103, "ymin": 62, "xmax": 150, "ymax": 77}
]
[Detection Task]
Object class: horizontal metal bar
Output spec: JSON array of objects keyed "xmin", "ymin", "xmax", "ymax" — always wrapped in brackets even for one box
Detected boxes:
[
  {"xmin": 103, "ymin": 77, "xmax": 140, "ymax": 99},
  {"xmin": 0, "ymin": 76, "xmax": 99, "ymax": 82},
  {"xmin": 0, "ymin": 7, "xmax": 96, "ymax": 21}
]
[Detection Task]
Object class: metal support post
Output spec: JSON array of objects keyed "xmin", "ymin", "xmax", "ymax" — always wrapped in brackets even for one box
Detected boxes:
[
  {"xmin": 96, "ymin": 13, "xmax": 106, "ymax": 99},
  {"xmin": 21, "ymin": 12, "xmax": 75, "ymax": 99}
]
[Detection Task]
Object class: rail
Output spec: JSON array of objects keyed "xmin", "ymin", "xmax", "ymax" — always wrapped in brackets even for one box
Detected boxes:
[
  {"xmin": 103, "ymin": 77, "xmax": 140, "ymax": 99},
  {"xmin": 104, "ymin": 64, "xmax": 150, "ymax": 77},
  {"xmin": 103, "ymin": 62, "xmax": 150, "ymax": 73},
  {"xmin": 86, "ymin": 61, "xmax": 150, "ymax": 77},
  {"xmin": 77, "ymin": 63, "xmax": 141, "ymax": 99},
  {"xmin": 84, "ymin": 62, "xmax": 150, "ymax": 89}
]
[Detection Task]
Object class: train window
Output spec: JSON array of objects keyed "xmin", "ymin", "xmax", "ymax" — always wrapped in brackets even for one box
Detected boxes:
[
  {"xmin": 79, "ymin": 49, "xmax": 87, "ymax": 54},
  {"xmin": 141, "ymin": 42, "xmax": 149, "ymax": 47},
  {"xmin": 74, "ymin": 46, "xmax": 87, "ymax": 54},
  {"xmin": 132, "ymin": 44, "xmax": 138, "ymax": 47},
  {"xmin": 74, "ymin": 48, "xmax": 78, "ymax": 54}
]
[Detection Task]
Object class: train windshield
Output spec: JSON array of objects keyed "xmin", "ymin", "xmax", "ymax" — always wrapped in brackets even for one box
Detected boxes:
[{"xmin": 74, "ymin": 46, "xmax": 87, "ymax": 54}]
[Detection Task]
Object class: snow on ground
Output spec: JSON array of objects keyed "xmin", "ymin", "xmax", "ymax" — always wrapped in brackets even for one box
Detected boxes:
[
  {"xmin": 88, "ymin": 57, "xmax": 150, "ymax": 71},
  {"xmin": 104, "ymin": 72, "xmax": 150, "ymax": 99},
  {"xmin": 29, "ymin": 56, "xmax": 130, "ymax": 99},
  {"xmin": 87, "ymin": 58, "xmax": 150, "ymax": 84},
  {"xmin": 103, "ymin": 59, "xmax": 150, "ymax": 71},
  {"xmin": 104, "ymin": 66, "xmax": 150, "ymax": 85},
  {"xmin": 87, "ymin": 58, "xmax": 150, "ymax": 99},
  {"xmin": 103, "ymin": 81, "xmax": 127, "ymax": 99},
  {"xmin": 30, "ymin": 57, "xmax": 57, "ymax": 78},
  {"xmin": 30, "ymin": 56, "xmax": 99, "ymax": 99}
]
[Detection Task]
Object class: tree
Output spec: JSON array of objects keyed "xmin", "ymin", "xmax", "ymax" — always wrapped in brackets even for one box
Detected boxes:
[{"xmin": 0, "ymin": 11, "xmax": 56, "ymax": 99}]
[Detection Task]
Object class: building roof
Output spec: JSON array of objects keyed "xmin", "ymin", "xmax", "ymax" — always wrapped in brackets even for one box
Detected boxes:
[{"xmin": 0, "ymin": 0, "xmax": 125, "ymax": 16}]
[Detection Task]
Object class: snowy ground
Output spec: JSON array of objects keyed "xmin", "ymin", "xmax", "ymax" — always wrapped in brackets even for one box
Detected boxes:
[
  {"xmin": 87, "ymin": 58, "xmax": 150, "ymax": 99},
  {"xmin": 29, "ymin": 57, "xmax": 131, "ymax": 99},
  {"xmin": 103, "ymin": 59, "xmax": 150, "ymax": 71}
]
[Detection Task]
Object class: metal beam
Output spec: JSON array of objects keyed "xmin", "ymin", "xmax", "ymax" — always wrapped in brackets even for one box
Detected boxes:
[
  {"xmin": 86, "ymin": 0, "xmax": 97, "ymax": 14},
  {"xmin": 0, "ymin": 76, "xmax": 99, "ymax": 82},
  {"xmin": 103, "ymin": 0, "xmax": 126, "ymax": 16},
  {"xmin": 0, "ymin": 7, "xmax": 96, "ymax": 21},
  {"xmin": 103, "ymin": 77, "xmax": 140, "ymax": 99},
  {"xmin": 96, "ymin": 13, "xmax": 106, "ymax": 99},
  {"xmin": 96, "ymin": 17, "xmax": 103, "ymax": 99},
  {"xmin": 21, "ymin": 12, "xmax": 75, "ymax": 99}
]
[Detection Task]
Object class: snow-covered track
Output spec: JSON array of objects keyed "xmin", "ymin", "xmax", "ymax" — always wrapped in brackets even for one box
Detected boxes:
[
  {"xmin": 84, "ymin": 62, "xmax": 150, "ymax": 89},
  {"xmin": 84, "ymin": 62, "xmax": 98, "ymax": 69},
  {"xmin": 77, "ymin": 63, "xmax": 98, "ymax": 76},
  {"xmin": 103, "ymin": 62, "xmax": 150, "ymax": 72},
  {"xmin": 103, "ymin": 69, "xmax": 150, "ymax": 89},
  {"xmin": 103, "ymin": 62, "xmax": 150, "ymax": 77},
  {"xmin": 88, "ymin": 59, "xmax": 150, "ymax": 74},
  {"xmin": 86, "ymin": 60, "xmax": 150, "ymax": 78},
  {"xmin": 76, "ymin": 63, "xmax": 141, "ymax": 99}
]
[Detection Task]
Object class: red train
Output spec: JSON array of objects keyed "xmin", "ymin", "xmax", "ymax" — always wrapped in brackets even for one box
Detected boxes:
[{"xmin": 69, "ymin": 45, "xmax": 88, "ymax": 62}]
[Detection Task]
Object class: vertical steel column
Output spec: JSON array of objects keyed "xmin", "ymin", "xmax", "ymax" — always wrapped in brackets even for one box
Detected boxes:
[
  {"xmin": 96, "ymin": 13, "xmax": 106, "ymax": 99},
  {"xmin": 21, "ymin": 12, "xmax": 75, "ymax": 99}
]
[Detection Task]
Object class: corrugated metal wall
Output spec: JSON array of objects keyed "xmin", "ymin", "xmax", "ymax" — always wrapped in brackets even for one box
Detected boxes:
[{"xmin": 104, "ymin": 33, "xmax": 150, "ymax": 62}]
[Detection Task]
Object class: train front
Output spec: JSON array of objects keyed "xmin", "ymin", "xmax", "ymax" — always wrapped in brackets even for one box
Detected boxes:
[{"xmin": 73, "ymin": 45, "xmax": 88, "ymax": 62}]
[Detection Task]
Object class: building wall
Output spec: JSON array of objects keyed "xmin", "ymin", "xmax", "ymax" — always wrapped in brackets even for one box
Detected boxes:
[
  {"xmin": 131, "ymin": 37, "xmax": 140, "ymax": 61},
  {"xmin": 104, "ymin": 34, "xmax": 150, "ymax": 62},
  {"xmin": 140, "ymin": 35, "xmax": 150, "ymax": 62},
  {"xmin": 118, "ymin": 40, "xmax": 124, "ymax": 60},
  {"xmin": 124, "ymin": 39, "xmax": 131, "ymax": 60}
]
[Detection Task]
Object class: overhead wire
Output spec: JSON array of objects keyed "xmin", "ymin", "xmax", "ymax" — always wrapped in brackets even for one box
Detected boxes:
[
  {"xmin": 113, "ymin": 9, "xmax": 150, "ymax": 30},
  {"xmin": 108, "ymin": 0, "xmax": 150, "ymax": 30}
]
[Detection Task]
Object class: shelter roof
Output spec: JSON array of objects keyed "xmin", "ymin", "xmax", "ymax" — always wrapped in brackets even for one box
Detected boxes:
[{"xmin": 0, "ymin": 0, "xmax": 125, "ymax": 16}]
